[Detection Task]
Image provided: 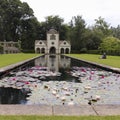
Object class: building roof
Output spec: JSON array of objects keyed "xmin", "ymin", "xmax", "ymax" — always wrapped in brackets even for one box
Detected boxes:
[
  {"xmin": 35, "ymin": 40, "xmax": 47, "ymax": 46},
  {"xmin": 47, "ymin": 29, "xmax": 58, "ymax": 34},
  {"xmin": 59, "ymin": 40, "xmax": 71, "ymax": 47}
]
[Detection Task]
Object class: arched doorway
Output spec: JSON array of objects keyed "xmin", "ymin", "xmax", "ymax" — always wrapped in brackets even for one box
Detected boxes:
[
  {"xmin": 49, "ymin": 47, "xmax": 56, "ymax": 54},
  {"xmin": 41, "ymin": 48, "xmax": 45, "ymax": 53},
  {"xmin": 65, "ymin": 48, "xmax": 69, "ymax": 54},
  {"xmin": 36, "ymin": 48, "xmax": 40, "ymax": 53},
  {"xmin": 61, "ymin": 48, "xmax": 64, "ymax": 54}
]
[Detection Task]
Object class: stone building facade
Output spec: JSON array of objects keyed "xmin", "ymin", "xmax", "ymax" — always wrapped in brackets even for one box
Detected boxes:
[
  {"xmin": 0, "ymin": 41, "xmax": 20, "ymax": 54},
  {"xmin": 35, "ymin": 29, "xmax": 71, "ymax": 54}
]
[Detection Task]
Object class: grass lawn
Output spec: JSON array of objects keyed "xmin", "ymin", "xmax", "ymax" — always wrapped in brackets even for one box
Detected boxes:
[
  {"xmin": 0, "ymin": 116, "xmax": 120, "ymax": 120},
  {"xmin": 0, "ymin": 53, "xmax": 119, "ymax": 68},
  {"xmin": 0, "ymin": 53, "xmax": 41, "ymax": 68},
  {"xmin": 66, "ymin": 54, "xmax": 120, "ymax": 68}
]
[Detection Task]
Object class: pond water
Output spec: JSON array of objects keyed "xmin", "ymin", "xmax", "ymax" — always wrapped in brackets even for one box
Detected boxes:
[{"xmin": 0, "ymin": 55, "xmax": 120, "ymax": 105}]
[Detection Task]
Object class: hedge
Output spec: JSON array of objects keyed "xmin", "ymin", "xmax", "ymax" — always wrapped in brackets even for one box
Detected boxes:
[{"xmin": 87, "ymin": 50, "xmax": 120, "ymax": 56}]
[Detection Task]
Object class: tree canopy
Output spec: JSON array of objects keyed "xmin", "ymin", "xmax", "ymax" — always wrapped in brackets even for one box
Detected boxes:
[
  {"xmin": 100, "ymin": 37, "xmax": 120, "ymax": 51},
  {"xmin": 0, "ymin": 0, "xmax": 120, "ymax": 54}
]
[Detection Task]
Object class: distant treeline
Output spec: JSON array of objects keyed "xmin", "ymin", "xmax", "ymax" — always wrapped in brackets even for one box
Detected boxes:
[{"xmin": 0, "ymin": 0, "xmax": 120, "ymax": 55}]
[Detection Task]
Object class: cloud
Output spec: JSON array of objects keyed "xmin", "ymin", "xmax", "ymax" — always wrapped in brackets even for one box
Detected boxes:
[{"xmin": 21, "ymin": 0, "xmax": 120, "ymax": 27}]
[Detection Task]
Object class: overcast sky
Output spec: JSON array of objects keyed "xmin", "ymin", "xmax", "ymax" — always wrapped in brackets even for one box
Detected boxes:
[{"xmin": 20, "ymin": 0, "xmax": 120, "ymax": 27}]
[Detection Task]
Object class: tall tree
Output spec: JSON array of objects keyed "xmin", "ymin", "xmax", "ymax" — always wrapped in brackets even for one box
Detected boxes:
[
  {"xmin": 20, "ymin": 2, "xmax": 39, "ymax": 51},
  {"xmin": 111, "ymin": 25, "xmax": 120, "ymax": 39},
  {"xmin": 84, "ymin": 17, "xmax": 112, "ymax": 51},
  {"xmin": 69, "ymin": 16, "xmax": 86, "ymax": 52},
  {"xmin": 37, "ymin": 15, "xmax": 68, "ymax": 40},
  {"xmin": 0, "ymin": 0, "xmax": 24, "ymax": 41},
  {"xmin": 45, "ymin": 15, "xmax": 64, "ymax": 30},
  {"xmin": 0, "ymin": 0, "xmax": 40, "ymax": 51},
  {"xmin": 20, "ymin": 17, "xmax": 40, "ymax": 51},
  {"xmin": 94, "ymin": 16, "xmax": 112, "ymax": 38},
  {"xmin": 83, "ymin": 28, "xmax": 102, "ymax": 50}
]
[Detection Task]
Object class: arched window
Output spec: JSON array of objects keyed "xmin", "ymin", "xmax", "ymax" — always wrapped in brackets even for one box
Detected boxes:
[
  {"xmin": 36, "ymin": 48, "xmax": 40, "ymax": 53},
  {"xmin": 61, "ymin": 48, "xmax": 64, "ymax": 54},
  {"xmin": 50, "ymin": 34, "xmax": 56, "ymax": 40},
  {"xmin": 41, "ymin": 48, "xmax": 45, "ymax": 53},
  {"xmin": 65, "ymin": 48, "xmax": 69, "ymax": 54},
  {"xmin": 49, "ymin": 47, "xmax": 56, "ymax": 54}
]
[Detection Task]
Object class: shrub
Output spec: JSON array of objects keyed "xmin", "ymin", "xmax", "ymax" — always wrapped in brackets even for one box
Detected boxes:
[
  {"xmin": 80, "ymin": 48, "xmax": 87, "ymax": 53},
  {"xmin": 0, "ymin": 45, "xmax": 3, "ymax": 54},
  {"xmin": 22, "ymin": 49, "xmax": 35, "ymax": 53}
]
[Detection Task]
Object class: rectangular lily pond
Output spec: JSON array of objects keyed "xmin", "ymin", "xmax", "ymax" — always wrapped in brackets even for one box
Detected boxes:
[{"xmin": 0, "ymin": 55, "xmax": 120, "ymax": 105}]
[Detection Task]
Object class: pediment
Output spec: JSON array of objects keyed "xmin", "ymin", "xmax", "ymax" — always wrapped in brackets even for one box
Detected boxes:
[
  {"xmin": 60, "ymin": 41, "xmax": 71, "ymax": 46},
  {"xmin": 35, "ymin": 40, "xmax": 46, "ymax": 46}
]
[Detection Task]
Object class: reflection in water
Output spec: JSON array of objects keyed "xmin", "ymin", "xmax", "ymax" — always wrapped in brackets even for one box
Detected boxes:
[
  {"xmin": 0, "ymin": 55, "xmax": 120, "ymax": 105},
  {"xmin": 0, "ymin": 87, "xmax": 28, "ymax": 104},
  {"xmin": 35, "ymin": 55, "xmax": 71, "ymax": 72},
  {"xmin": 0, "ymin": 55, "xmax": 71, "ymax": 104}
]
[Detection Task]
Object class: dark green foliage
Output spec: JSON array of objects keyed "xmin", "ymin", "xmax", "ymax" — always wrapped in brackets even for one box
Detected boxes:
[
  {"xmin": 87, "ymin": 50, "xmax": 101, "ymax": 54},
  {"xmin": 111, "ymin": 25, "xmax": 120, "ymax": 39},
  {"xmin": 22, "ymin": 49, "xmax": 35, "ymax": 53},
  {"xmin": 0, "ymin": 0, "xmax": 39, "ymax": 51},
  {"xmin": 69, "ymin": 16, "xmax": 86, "ymax": 52},
  {"xmin": 38, "ymin": 15, "xmax": 69, "ymax": 40},
  {"xmin": 0, "ymin": 1, "xmax": 119, "ymax": 54},
  {"xmin": 0, "ymin": 0, "xmax": 34, "ymax": 41},
  {"xmin": 99, "ymin": 37, "xmax": 120, "ymax": 52},
  {"xmin": 0, "ymin": 45, "xmax": 3, "ymax": 53}
]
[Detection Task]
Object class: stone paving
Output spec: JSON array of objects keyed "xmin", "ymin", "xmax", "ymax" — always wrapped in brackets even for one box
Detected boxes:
[{"xmin": 0, "ymin": 105, "xmax": 120, "ymax": 115}]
